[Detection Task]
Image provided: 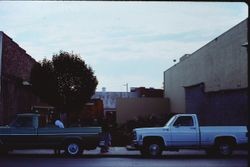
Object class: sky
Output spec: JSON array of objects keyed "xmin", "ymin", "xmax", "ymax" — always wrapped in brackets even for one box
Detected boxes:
[{"xmin": 0, "ymin": 2, "xmax": 248, "ymax": 92}]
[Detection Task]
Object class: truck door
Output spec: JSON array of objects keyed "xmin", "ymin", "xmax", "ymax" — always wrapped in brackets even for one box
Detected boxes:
[
  {"xmin": 9, "ymin": 116, "xmax": 37, "ymax": 148},
  {"xmin": 170, "ymin": 116, "xmax": 199, "ymax": 147}
]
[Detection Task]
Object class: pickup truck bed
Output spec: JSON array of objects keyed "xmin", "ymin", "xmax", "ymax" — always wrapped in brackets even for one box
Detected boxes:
[{"xmin": 200, "ymin": 126, "xmax": 247, "ymax": 146}]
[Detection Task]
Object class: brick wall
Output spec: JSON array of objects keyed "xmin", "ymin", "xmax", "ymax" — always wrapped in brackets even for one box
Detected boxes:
[
  {"xmin": 2, "ymin": 33, "xmax": 36, "ymax": 81},
  {"xmin": 0, "ymin": 32, "xmax": 40, "ymax": 125}
]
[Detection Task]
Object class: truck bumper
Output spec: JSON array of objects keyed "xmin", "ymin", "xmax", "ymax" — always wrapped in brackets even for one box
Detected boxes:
[{"xmin": 126, "ymin": 140, "xmax": 142, "ymax": 151}]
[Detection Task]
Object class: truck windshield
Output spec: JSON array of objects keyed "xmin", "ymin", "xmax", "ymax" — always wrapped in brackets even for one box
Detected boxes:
[{"xmin": 165, "ymin": 116, "xmax": 176, "ymax": 127}]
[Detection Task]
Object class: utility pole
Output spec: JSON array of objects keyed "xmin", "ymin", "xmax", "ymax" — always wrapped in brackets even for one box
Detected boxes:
[{"xmin": 123, "ymin": 83, "xmax": 129, "ymax": 97}]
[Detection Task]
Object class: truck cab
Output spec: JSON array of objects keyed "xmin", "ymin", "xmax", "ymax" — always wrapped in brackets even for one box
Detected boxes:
[
  {"xmin": 166, "ymin": 114, "xmax": 199, "ymax": 147},
  {"xmin": 10, "ymin": 113, "xmax": 39, "ymax": 128},
  {"xmin": 3, "ymin": 114, "xmax": 39, "ymax": 149}
]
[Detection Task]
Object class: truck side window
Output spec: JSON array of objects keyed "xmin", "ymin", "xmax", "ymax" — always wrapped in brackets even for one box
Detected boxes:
[
  {"xmin": 12, "ymin": 117, "xmax": 33, "ymax": 128},
  {"xmin": 173, "ymin": 116, "xmax": 194, "ymax": 127}
]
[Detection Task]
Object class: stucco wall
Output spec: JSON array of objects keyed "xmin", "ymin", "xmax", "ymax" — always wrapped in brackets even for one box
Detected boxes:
[
  {"xmin": 116, "ymin": 98, "xmax": 169, "ymax": 124},
  {"xmin": 164, "ymin": 19, "xmax": 248, "ymax": 114}
]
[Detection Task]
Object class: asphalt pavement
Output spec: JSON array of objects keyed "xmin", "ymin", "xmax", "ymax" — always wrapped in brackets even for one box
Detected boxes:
[{"xmin": 1, "ymin": 148, "xmax": 248, "ymax": 167}]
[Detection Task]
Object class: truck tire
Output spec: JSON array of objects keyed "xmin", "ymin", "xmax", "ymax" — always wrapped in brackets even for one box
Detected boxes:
[
  {"xmin": 65, "ymin": 142, "xmax": 82, "ymax": 157},
  {"xmin": 216, "ymin": 141, "xmax": 233, "ymax": 157},
  {"xmin": 144, "ymin": 142, "xmax": 163, "ymax": 158}
]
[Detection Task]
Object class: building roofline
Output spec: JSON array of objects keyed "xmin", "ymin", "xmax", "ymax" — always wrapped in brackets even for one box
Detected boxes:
[
  {"xmin": 189, "ymin": 18, "xmax": 248, "ymax": 57},
  {"xmin": 1, "ymin": 31, "xmax": 37, "ymax": 63},
  {"xmin": 164, "ymin": 18, "xmax": 248, "ymax": 73}
]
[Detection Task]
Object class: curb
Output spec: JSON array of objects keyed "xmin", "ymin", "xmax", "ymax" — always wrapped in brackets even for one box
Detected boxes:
[{"xmin": 9, "ymin": 147, "xmax": 248, "ymax": 157}]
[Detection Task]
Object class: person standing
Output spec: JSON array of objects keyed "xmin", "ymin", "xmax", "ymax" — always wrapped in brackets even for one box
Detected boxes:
[
  {"xmin": 54, "ymin": 115, "xmax": 64, "ymax": 155},
  {"xmin": 55, "ymin": 119, "xmax": 64, "ymax": 128},
  {"xmin": 100, "ymin": 119, "xmax": 112, "ymax": 153}
]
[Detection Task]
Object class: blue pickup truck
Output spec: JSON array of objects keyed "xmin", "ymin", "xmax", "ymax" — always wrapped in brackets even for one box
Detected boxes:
[
  {"xmin": 130, "ymin": 114, "xmax": 248, "ymax": 157},
  {"xmin": 0, "ymin": 113, "xmax": 102, "ymax": 156}
]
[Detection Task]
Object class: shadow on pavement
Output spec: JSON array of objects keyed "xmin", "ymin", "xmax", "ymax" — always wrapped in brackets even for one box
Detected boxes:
[{"xmin": 1, "ymin": 153, "xmax": 248, "ymax": 160}]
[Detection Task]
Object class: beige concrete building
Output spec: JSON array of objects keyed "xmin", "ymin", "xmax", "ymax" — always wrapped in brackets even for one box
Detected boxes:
[
  {"xmin": 116, "ymin": 98, "xmax": 169, "ymax": 124},
  {"xmin": 163, "ymin": 19, "xmax": 248, "ymax": 125}
]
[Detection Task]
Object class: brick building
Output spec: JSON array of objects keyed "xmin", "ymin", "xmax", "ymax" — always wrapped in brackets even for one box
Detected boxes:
[{"xmin": 0, "ymin": 31, "xmax": 42, "ymax": 125}]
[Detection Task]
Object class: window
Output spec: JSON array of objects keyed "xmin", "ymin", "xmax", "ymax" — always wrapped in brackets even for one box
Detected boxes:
[
  {"xmin": 173, "ymin": 116, "xmax": 194, "ymax": 126},
  {"xmin": 12, "ymin": 116, "xmax": 33, "ymax": 128}
]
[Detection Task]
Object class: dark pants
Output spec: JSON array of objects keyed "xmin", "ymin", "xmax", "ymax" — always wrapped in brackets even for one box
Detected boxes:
[
  {"xmin": 100, "ymin": 132, "xmax": 111, "ymax": 153},
  {"xmin": 54, "ymin": 149, "xmax": 61, "ymax": 155}
]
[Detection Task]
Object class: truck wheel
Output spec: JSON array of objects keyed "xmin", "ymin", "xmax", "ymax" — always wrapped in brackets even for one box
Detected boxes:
[
  {"xmin": 65, "ymin": 142, "xmax": 82, "ymax": 157},
  {"xmin": 146, "ymin": 143, "xmax": 162, "ymax": 158},
  {"xmin": 216, "ymin": 141, "xmax": 233, "ymax": 157}
]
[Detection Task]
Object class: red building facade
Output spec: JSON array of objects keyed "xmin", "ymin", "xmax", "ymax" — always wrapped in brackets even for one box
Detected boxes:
[{"xmin": 0, "ymin": 32, "xmax": 41, "ymax": 125}]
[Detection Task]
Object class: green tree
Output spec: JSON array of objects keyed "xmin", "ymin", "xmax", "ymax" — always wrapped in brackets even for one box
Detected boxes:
[{"xmin": 30, "ymin": 51, "xmax": 98, "ymax": 120}]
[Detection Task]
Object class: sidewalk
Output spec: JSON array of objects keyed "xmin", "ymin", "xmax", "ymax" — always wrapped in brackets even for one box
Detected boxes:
[
  {"xmin": 10, "ymin": 147, "xmax": 248, "ymax": 156},
  {"xmin": 11, "ymin": 147, "xmax": 140, "ymax": 156}
]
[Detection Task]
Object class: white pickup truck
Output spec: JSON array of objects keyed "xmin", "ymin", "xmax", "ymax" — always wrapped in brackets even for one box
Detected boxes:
[{"xmin": 130, "ymin": 114, "xmax": 248, "ymax": 157}]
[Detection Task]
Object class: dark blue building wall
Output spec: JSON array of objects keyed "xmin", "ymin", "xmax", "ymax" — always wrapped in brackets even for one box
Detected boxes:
[{"xmin": 185, "ymin": 83, "xmax": 247, "ymax": 126}]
